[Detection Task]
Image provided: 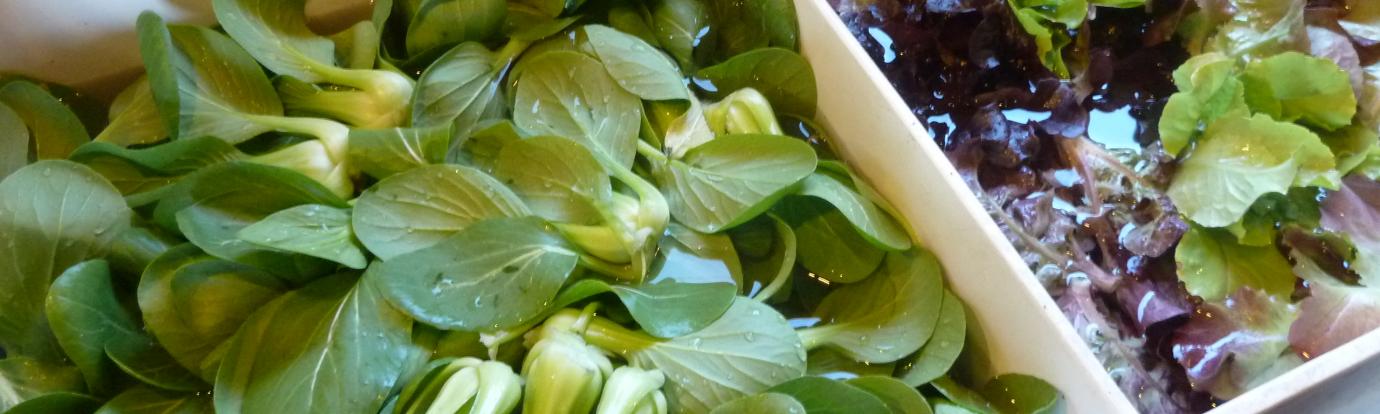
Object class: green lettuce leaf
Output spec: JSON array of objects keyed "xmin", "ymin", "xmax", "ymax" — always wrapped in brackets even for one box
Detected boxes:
[
  {"xmin": 1176, "ymin": 225, "xmax": 1296, "ymax": 301},
  {"xmin": 1241, "ymin": 52, "xmax": 1357, "ymax": 131}
]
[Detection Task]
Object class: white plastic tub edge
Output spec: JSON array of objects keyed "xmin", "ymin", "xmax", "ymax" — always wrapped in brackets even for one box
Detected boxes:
[{"xmin": 3, "ymin": 0, "xmax": 1377, "ymax": 412}]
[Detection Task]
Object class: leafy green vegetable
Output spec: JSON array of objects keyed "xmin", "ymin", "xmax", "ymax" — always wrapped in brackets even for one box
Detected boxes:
[
  {"xmin": 1171, "ymin": 287, "xmax": 1297, "ymax": 399},
  {"xmin": 0, "ymin": 357, "xmax": 86, "ymax": 411},
  {"xmin": 3, "ymin": 392, "xmax": 103, "ymax": 414},
  {"xmin": 0, "ymin": 80, "xmax": 89, "ymax": 160},
  {"xmin": 703, "ymin": 0, "xmax": 799, "ymax": 62},
  {"xmin": 1202, "ymin": 0, "xmax": 1305, "ymax": 60},
  {"xmin": 799, "ymin": 251, "xmax": 944, "ymax": 363},
  {"xmin": 897, "ymin": 290, "xmax": 968, "ymax": 387},
  {"xmin": 1167, "ymin": 114, "xmax": 1336, "ymax": 227},
  {"xmin": 709, "ymin": 393, "xmax": 805, "ymax": 414},
  {"xmin": 847, "ymin": 376, "xmax": 933, "ymax": 414},
  {"xmin": 138, "ymin": 244, "xmax": 287, "ymax": 381},
  {"xmin": 657, "ymin": 134, "xmax": 817, "ymax": 232},
  {"xmin": 45, "ymin": 261, "xmax": 142, "ymax": 395},
  {"xmin": 514, "ymin": 51, "xmax": 644, "ymax": 168},
  {"xmin": 1241, "ymin": 52, "xmax": 1357, "ymax": 131},
  {"xmin": 171, "ymin": 162, "xmax": 346, "ymax": 284},
  {"xmin": 104, "ymin": 334, "xmax": 207, "ymax": 392},
  {"xmin": 411, "ymin": 41, "xmax": 524, "ymax": 130},
  {"xmin": 703, "ymin": 88, "xmax": 784, "ymax": 136},
  {"xmin": 94, "ymin": 386, "xmax": 212, "ymax": 414},
  {"xmin": 733, "ymin": 215, "xmax": 797, "ymax": 302},
  {"xmin": 352, "ymin": 164, "xmax": 529, "ymax": 260},
  {"xmin": 212, "ymin": 0, "xmax": 414, "ymax": 128},
  {"xmin": 585, "ymin": 25, "xmax": 688, "ymax": 101},
  {"xmin": 238, "ymin": 204, "xmax": 368, "ymax": 269},
  {"xmin": 781, "ymin": 198, "xmax": 885, "ymax": 284},
  {"xmin": 214, "ymin": 273, "xmax": 421, "ymax": 414},
  {"xmin": 575, "ymin": 298, "xmax": 807, "ymax": 413},
  {"xmin": 767, "ymin": 376, "xmax": 890, "ymax": 414},
  {"xmin": 405, "ymin": 0, "xmax": 507, "ymax": 57},
  {"xmin": 373, "ymin": 217, "xmax": 579, "ymax": 331},
  {"xmin": 69, "ymin": 137, "xmax": 245, "ymax": 206},
  {"xmin": 347, "ymin": 126, "xmax": 452, "ymax": 179},
  {"xmin": 980, "ymin": 374, "xmax": 1062, "ymax": 414},
  {"xmin": 648, "ymin": 0, "xmax": 707, "ymax": 70},
  {"xmin": 1159, "ymin": 53, "xmax": 1249, "ymax": 156},
  {"xmin": 1176, "ymin": 226, "xmax": 1296, "ymax": 301},
  {"xmin": 94, "ymin": 77, "xmax": 168, "ymax": 147},
  {"xmin": 696, "ymin": 48, "xmax": 816, "ymax": 117},
  {"xmin": 800, "ymin": 164, "xmax": 911, "ymax": 251},
  {"xmin": 0, "ymin": 160, "xmax": 130, "ymax": 362},
  {"xmin": 1006, "ymin": 0, "xmax": 1086, "ymax": 78},
  {"xmin": 0, "ymin": 102, "xmax": 26, "ymax": 179}
]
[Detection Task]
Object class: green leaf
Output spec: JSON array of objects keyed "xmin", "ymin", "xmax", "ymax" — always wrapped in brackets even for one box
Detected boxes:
[
  {"xmin": 1006, "ymin": 2, "xmax": 1080, "ymax": 78},
  {"xmin": 801, "ymin": 250, "xmax": 945, "ymax": 364},
  {"xmin": 238, "ymin": 204, "xmax": 367, "ymax": 269},
  {"xmin": 405, "ymin": 0, "xmax": 506, "ymax": 57},
  {"xmin": 610, "ymin": 281, "xmax": 737, "ymax": 338},
  {"xmin": 173, "ymin": 162, "xmax": 345, "ymax": 284},
  {"xmin": 136, "ymin": 13, "xmax": 283, "ymax": 142},
  {"xmin": 1159, "ymin": 54, "xmax": 1249, "ymax": 156},
  {"xmin": 3, "ymin": 392, "xmax": 102, "ymax": 414},
  {"xmin": 709, "ymin": 393, "xmax": 805, "ymax": 414},
  {"xmin": 733, "ymin": 215, "xmax": 797, "ymax": 302},
  {"xmin": 1167, "ymin": 114, "xmax": 1335, "ymax": 227},
  {"xmin": 767, "ymin": 376, "xmax": 890, "ymax": 414},
  {"xmin": 138, "ymin": 245, "xmax": 287, "ymax": 382},
  {"xmin": 451, "ymin": 119, "xmax": 523, "ymax": 170},
  {"xmin": 896, "ymin": 290, "xmax": 968, "ymax": 387},
  {"xmin": 347, "ymin": 126, "xmax": 452, "ymax": 179},
  {"xmin": 659, "ymin": 134, "xmax": 817, "ymax": 233},
  {"xmin": 1241, "ymin": 52, "xmax": 1357, "ymax": 131},
  {"xmin": 45, "ymin": 261, "xmax": 143, "ymax": 395},
  {"xmin": 0, "ymin": 357, "xmax": 86, "ymax": 411},
  {"xmin": 806, "ymin": 348, "xmax": 895, "ymax": 378},
  {"xmin": 105, "ymin": 335, "xmax": 207, "ymax": 392},
  {"xmin": 373, "ymin": 217, "xmax": 579, "ymax": 331},
  {"xmin": 0, "ymin": 161, "xmax": 130, "ymax": 362},
  {"xmin": 696, "ymin": 48, "xmax": 816, "ymax": 117},
  {"xmin": 930, "ymin": 377, "xmax": 995, "ymax": 414},
  {"xmin": 68, "ymin": 138, "xmax": 245, "ymax": 206},
  {"xmin": 584, "ymin": 25, "xmax": 688, "ymax": 101},
  {"xmin": 608, "ymin": 5, "xmax": 661, "ymax": 47},
  {"xmin": 495, "ymin": 135, "xmax": 611, "ymax": 224},
  {"xmin": 96, "ymin": 78, "xmax": 168, "ymax": 147},
  {"xmin": 795, "ymin": 165, "xmax": 911, "ymax": 251},
  {"xmin": 0, "ymin": 81, "xmax": 89, "ymax": 160},
  {"xmin": 781, "ymin": 198, "xmax": 885, "ymax": 284},
  {"xmin": 209, "ymin": 0, "xmax": 336, "ymax": 83},
  {"xmin": 648, "ymin": 0, "xmax": 707, "ymax": 70},
  {"xmin": 95, "ymin": 386, "xmax": 213, "ymax": 414},
  {"xmin": 599, "ymin": 298, "xmax": 807, "ymax": 413},
  {"xmin": 1089, "ymin": 0, "xmax": 1145, "ymax": 7},
  {"xmin": 1009, "ymin": 0, "xmax": 1087, "ymax": 27},
  {"xmin": 1205, "ymin": 0, "xmax": 1304, "ymax": 60},
  {"xmin": 514, "ymin": 51, "xmax": 643, "ymax": 168},
  {"xmin": 1322, "ymin": 124, "xmax": 1379, "ymax": 177},
  {"xmin": 214, "ymin": 273, "xmax": 422, "ymax": 414},
  {"xmin": 848, "ymin": 376, "xmax": 933, "ymax": 414},
  {"xmin": 411, "ymin": 42, "xmax": 507, "ymax": 129},
  {"xmin": 353, "ymin": 164, "xmax": 530, "ymax": 260},
  {"xmin": 0, "ymin": 102, "xmax": 26, "ymax": 180},
  {"xmin": 979, "ymin": 374, "xmax": 1062, "ymax": 414},
  {"xmin": 703, "ymin": 0, "xmax": 799, "ymax": 61},
  {"xmin": 1176, "ymin": 225, "xmax": 1295, "ymax": 301}
]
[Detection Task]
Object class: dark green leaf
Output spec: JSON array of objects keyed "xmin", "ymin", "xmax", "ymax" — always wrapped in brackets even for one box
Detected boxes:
[
  {"xmin": 780, "ymin": 198, "xmax": 885, "ymax": 284},
  {"xmin": 352, "ymin": 164, "xmax": 530, "ymax": 260},
  {"xmin": 405, "ymin": 0, "xmax": 506, "ymax": 57},
  {"xmin": 494, "ymin": 135, "xmax": 611, "ymax": 224},
  {"xmin": 412, "ymin": 42, "xmax": 505, "ymax": 129},
  {"xmin": 897, "ymin": 290, "xmax": 968, "ymax": 387},
  {"xmin": 95, "ymin": 386, "xmax": 212, "ymax": 414},
  {"xmin": 347, "ymin": 126, "xmax": 452, "ymax": 179},
  {"xmin": 0, "ymin": 357, "xmax": 85, "ymax": 411},
  {"xmin": 979, "ymin": 374, "xmax": 1062, "ymax": 414},
  {"xmin": 848, "ymin": 377, "xmax": 932, "ymax": 414},
  {"xmin": 709, "ymin": 393, "xmax": 805, "ymax": 414},
  {"xmin": 239, "ymin": 204, "xmax": 368, "ymax": 269},
  {"xmin": 0, "ymin": 161, "xmax": 130, "ymax": 362},
  {"xmin": 173, "ymin": 162, "xmax": 345, "ymax": 284},
  {"xmin": 703, "ymin": 0, "xmax": 798, "ymax": 61},
  {"xmin": 798, "ymin": 166, "xmax": 911, "ymax": 251},
  {"xmin": 138, "ymin": 245, "xmax": 287, "ymax": 382},
  {"xmin": 0, "ymin": 81, "xmax": 89, "ymax": 160},
  {"xmin": 696, "ymin": 48, "xmax": 816, "ymax": 117},
  {"xmin": 3, "ymin": 392, "xmax": 102, "ymax": 414},
  {"xmin": 802, "ymin": 251, "xmax": 945, "ymax": 363},
  {"xmin": 514, "ymin": 51, "xmax": 643, "ymax": 168},
  {"xmin": 767, "ymin": 376, "xmax": 890, "ymax": 414},
  {"xmin": 648, "ymin": 0, "xmax": 707, "ymax": 70},
  {"xmin": 105, "ymin": 335, "xmax": 207, "ymax": 392},
  {"xmin": 610, "ymin": 281, "xmax": 737, "ymax": 338},
  {"xmin": 930, "ymin": 377, "xmax": 995, "ymax": 414},
  {"xmin": 806, "ymin": 348, "xmax": 895, "ymax": 378},
  {"xmin": 45, "ymin": 261, "xmax": 142, "ymax": 395},
  {"xmin": 0, "ymin": 103, "xmax": 29, "ymax": 179},
  {"xmin": 659, "ymin": 134, "xmax": 817, "ymax": 232},
  {"xmin": 214, "ymin": 273, "xmax": 422, "ymax": 414},
  {"xmin": 373, "ymin": 217, "xmax": 579, "ymax": 331},
  {"xmin": 650, "ymin": 224, "xmax": 744, "ymax": 287},
  {"xmin": 68, "ymin": 138, "xmax": 245, "ymax": 206}
]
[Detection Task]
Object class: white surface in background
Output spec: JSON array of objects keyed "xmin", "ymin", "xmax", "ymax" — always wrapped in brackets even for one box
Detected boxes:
[{"xmin": 0, "ymin": 0, "xmax": 370, "ymax": 88}]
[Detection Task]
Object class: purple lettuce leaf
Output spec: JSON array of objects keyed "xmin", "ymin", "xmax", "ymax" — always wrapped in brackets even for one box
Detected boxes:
[{"xmin": 1170, "ymin": 287, "xmax": 1299, "ymax": 399}]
